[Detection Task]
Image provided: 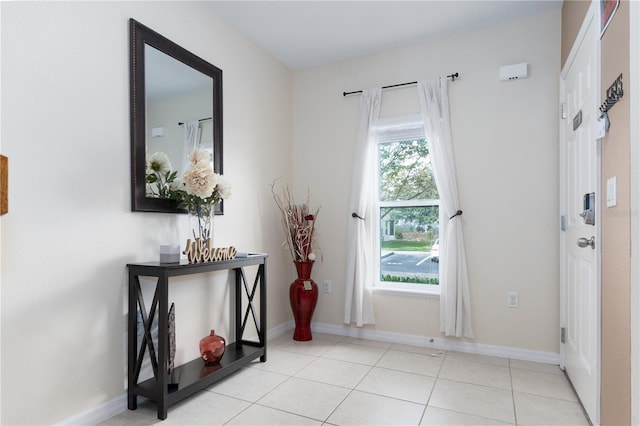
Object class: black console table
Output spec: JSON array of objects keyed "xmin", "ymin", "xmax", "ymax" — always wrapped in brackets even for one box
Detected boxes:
[{"xmin": 127, "ymin": 254, "xmax": 267, "ymax": 420}]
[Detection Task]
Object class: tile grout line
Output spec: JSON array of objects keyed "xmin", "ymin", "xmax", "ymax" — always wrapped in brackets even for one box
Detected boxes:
[
  {"xmin": 318, "ymin": 342, "xmax": 391, "ymax": 424},
  {"xmin": 216, "ymin": 363, "xmax": 297, "ymax": 425},
  {"xmin": 509, "ymin": 358, "xmax": 519, "ymax": 426},
  {"xmin": 427, "ymin": 353, "xmax": 522, "ymax": 424},
  {"xmin": 417, "ymin": 347, "xmax": 448, "ymax": 425},
  {"xmin": 223, "ymin": 334, "xmax": 339, "ymax": 425}
]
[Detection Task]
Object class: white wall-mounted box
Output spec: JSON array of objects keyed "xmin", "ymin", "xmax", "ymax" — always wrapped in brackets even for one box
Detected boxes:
[
  {"xmin": 499, "ymin": 62, "xmax": 528, "ymax": 81},
  {"xmin": 151, "ymin": 126, "xmax": 165, "ymax": 138}
]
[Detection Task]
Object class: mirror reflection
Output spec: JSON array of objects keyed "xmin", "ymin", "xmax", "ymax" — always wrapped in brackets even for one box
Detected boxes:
[
  {"xmin": 145, "ymin": 45, "xmax": 214, "ymax": 198},
  {"xmin": 130, "ymin": 18, "xmax": 223, "ymax": 214}
]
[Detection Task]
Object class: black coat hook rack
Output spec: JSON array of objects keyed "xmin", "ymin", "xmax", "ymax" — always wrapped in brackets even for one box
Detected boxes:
[{"xmin": 600, "ymin": 73, "xmax": 623, "ymax": 115}]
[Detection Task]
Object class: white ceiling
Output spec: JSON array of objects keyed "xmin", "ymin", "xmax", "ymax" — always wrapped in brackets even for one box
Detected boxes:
[{"xmin": 209, "ymin": 0, "xmax": 563, "ymax": 70}]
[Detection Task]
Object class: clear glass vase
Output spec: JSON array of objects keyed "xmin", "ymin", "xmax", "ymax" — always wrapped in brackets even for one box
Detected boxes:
[{"xmin": 187, "ymin": 203, "xmax": 214, "ymax": 245}]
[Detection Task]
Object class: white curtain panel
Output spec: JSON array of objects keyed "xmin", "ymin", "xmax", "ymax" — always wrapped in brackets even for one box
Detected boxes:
[
  {"xmin": 182, "ymin": 120, "xmax": 202, "ymax": 173},
  {"xmin": 417, "ymin": 79, "xmax": 474, "ymax": 338},
  {"xmin": 344, "ymin": 88, "xmax": 381, "ymax": 326}
]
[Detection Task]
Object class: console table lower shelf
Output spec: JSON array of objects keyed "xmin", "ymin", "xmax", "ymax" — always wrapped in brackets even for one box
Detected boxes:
[
  {"xmin": 127, "ymin": 255, "xmax": 267, "ymax": 420},
  {"xmin": 133, "ymin": 343, "xmax": 264, "ymax": 409}
]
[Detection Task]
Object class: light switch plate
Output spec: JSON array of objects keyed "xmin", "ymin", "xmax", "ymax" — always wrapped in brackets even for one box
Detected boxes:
[
  {"xmin": 594, "ymin": 117, "xmax": 607, "ymax": 139},
  {"xmin": 607, "ymin": 176, "xmax": 617, "ymax": 207}
]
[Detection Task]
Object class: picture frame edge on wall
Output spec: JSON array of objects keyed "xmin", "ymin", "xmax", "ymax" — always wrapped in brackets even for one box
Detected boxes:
[
  {"xmin": 0, "ymin": 155, "xmax": 8, "ymax": 215},
  {"xmin": 600, "ymin": 0, "xmax": 620, "ymax": 39}
]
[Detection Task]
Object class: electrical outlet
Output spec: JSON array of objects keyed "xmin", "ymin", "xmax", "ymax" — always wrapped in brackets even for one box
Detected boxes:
[
  {"xmin": 507, "ymin": 292, "xmax": 519, "ymax": 308},
  {"xmin": 323, "ymin": 280, "xmax": 332, "ymax": 294}
]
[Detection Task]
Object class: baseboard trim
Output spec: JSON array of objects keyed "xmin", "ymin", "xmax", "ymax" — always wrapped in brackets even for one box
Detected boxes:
[
  {"xmin": 268, "ymin": 320, "xmax": 295, "ymax": 340},
  {"xmin": 311, "ymin": 322, "xmax": 560, "ymax": 365},
  {"xmin": 57, "ymin": 395, "xmax": 127, "ymax": 426}
]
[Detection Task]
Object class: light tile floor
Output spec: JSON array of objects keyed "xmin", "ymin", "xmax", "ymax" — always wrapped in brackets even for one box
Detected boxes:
[{"xmin": 103, "ymin": 333, "xmax": 591, "ymax": 425}]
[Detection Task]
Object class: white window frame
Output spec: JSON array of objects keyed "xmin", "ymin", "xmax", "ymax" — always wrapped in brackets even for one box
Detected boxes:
[{"xmin": 372, "ymin": 115, "xmax": 441, "ymax": 296}]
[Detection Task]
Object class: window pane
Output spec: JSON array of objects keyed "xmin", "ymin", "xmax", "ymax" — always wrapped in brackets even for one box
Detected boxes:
[
  {"xmin": 379, "ymin": 206, "xmax": 439, "ymax": 285},
  {"xmin": 378, "ymin": 139, "xmax": 438, "ymax": 202}
]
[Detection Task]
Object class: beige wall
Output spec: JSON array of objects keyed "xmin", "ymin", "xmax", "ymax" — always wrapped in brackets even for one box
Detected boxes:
[
  {"xmin": 561, "ymin": 1, "xmax": 632, "ymax": 424},
  {"xmin": 600, "ymin": 1, "xmax": 632, "ymax": 424},
  {"xmin": 630, "ymin": 4, "xmax": 640, "ymax": 424},
  {"xmin": 292, "ymin": 9, "xmax": 561, "ymax": 353},
  {"xmin": 0, "ymin": 2, "xmax": 293, "ymax": 424}
]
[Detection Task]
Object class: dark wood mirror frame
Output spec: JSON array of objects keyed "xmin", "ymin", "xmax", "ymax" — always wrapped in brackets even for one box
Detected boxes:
[{"xmin": 130, "ymin": 18, "xmax": 223, "ymax": 213}]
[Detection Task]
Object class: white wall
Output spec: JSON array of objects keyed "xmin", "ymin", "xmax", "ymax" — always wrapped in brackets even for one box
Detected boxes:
[
  {"xmin": 0, "ymin": 2, "xmax": 292, "ymax": 424},
  {"xmin": 292, "ymin": 9, "xmax": 561, "ymax": 352}
]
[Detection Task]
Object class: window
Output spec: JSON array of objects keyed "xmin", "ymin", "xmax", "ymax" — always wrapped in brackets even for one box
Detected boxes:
[{"xmin": 374, "ymin": 116, "xmax": 440, "ymax": 294}]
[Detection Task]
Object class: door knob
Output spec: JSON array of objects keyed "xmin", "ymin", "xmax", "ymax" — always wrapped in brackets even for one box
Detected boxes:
[{"xmin": 577, "ymin": 236, "xmax": 596, "ymax": 249}]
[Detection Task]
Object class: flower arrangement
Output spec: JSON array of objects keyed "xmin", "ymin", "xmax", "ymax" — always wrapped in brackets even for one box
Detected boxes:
[
  {"xmin": 146, "ymin": 149, "xmax": 230, "ymax": 241},
  {"xmin": 272, "ymin": 183, "xmax": 320, "ymax": 263},
  {"xmin": 146, "ymin": 152, "xmax": 177, "ymax": 198},
  {"xmin": 171, "ymin": 149, "xmax": 231, "ymax": 240}
]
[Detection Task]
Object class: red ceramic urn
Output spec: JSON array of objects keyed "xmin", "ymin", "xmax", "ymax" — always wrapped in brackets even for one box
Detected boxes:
[{"xmin": 199, "ymin": 329, "xmax": 226, "ymax": 365}]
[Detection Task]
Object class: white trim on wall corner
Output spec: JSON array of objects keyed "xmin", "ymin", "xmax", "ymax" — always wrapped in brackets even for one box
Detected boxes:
[{"xmin": 311, "ymin": 322, "xmax": 561, "ymax": 365}]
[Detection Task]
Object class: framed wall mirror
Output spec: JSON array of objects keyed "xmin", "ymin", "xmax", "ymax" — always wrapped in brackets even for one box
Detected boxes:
[{"xmin": 130, "ymin": 19, "xmax": 223, "ymax": 213}]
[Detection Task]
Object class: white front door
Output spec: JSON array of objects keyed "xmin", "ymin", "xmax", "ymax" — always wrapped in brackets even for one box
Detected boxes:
[{"xmin": 560, "ymin": 3, "xmax": 600, "ymax": 424}]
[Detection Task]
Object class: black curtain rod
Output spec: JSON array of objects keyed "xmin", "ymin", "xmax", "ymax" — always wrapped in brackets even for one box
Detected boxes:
[
  {"xmin": 178, "ymin": 117, "xmax": 212, "ymax": 126},
  {"xmin": 342, "ymin": 72, "xmax": 459, "ymax": 97}
]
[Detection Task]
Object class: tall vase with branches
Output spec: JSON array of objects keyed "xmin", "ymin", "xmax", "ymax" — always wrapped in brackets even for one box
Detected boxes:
[{"xmin": 272, "ymin": 183, "xmax": 320, "ymax": 341}]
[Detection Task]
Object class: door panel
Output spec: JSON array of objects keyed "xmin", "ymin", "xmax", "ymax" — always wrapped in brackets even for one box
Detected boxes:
[{"xmin": 560, "ymin": 4, "xmax": 600, "ymax": 424}]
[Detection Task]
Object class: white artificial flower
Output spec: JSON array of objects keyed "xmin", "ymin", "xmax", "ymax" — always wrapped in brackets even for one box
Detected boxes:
[
  {"xmin": 308, "ymin": 253, "xmax": 316, "ymax": 261},
  {"xmin": 147, "ymin": 152, "xmax": 172, "ymax": 174},
  {"xmin": 183, "ymin": 166, "xmax": 217, "ymax": 198},
  {"xmin": 215, "ymin": 174, "xmax": 232, "ymax": 200},
  {"xmin": 189, "ymin": 149, "xmax": 211, "ymax": 169}
]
